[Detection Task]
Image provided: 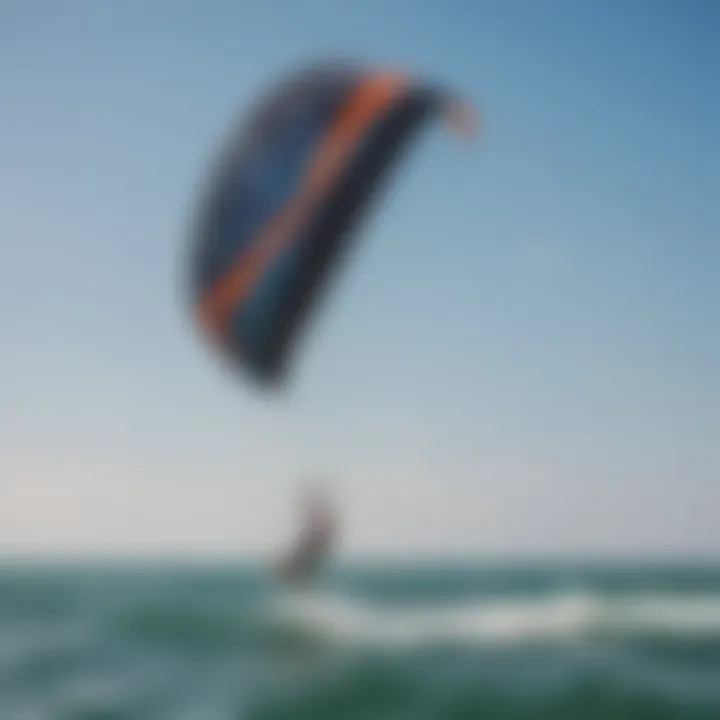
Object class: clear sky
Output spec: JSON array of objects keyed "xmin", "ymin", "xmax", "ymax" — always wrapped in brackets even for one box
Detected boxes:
[{"xmin": 1, "ymin": 0, "xmax": 718, "ymax": 558}]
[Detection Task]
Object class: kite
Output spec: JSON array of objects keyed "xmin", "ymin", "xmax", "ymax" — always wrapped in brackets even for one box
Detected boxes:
[{"xmin": 189, "ymin": 59, "xmax": 476, "ymax": 385}]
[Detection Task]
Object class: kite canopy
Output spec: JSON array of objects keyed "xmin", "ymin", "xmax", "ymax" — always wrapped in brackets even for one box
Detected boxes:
[{"xmin": 189, "ymin": 59, "xmax": 476, "ymax": 385}]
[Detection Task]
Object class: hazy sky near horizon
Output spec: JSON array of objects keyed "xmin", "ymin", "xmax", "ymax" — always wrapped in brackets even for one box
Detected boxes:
[{"xmin": 1, "ymin": 0, "xmax": 718, "ymax": 557}]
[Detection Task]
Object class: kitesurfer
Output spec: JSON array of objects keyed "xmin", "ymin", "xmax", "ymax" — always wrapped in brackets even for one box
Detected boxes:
[{"xmin": 277, "ymin": 484, "xmax": 336, "ymax": 585}]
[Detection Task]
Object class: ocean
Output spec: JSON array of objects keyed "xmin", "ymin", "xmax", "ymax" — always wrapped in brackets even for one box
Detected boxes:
[{"xmin": 1, "ymin": 561, "xmax": 720, "ymax": 719}]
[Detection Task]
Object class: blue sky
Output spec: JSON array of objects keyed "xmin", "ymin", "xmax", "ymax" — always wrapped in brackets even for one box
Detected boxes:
[{"xmin": 1, "ymin": 0, "xmax": 718, "ymax": 557}]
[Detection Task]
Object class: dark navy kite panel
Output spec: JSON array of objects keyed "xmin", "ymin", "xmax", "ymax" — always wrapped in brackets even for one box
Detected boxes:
[{"xmin": 188, "ymin": 59, "xmax": 476, "ymax": 387}]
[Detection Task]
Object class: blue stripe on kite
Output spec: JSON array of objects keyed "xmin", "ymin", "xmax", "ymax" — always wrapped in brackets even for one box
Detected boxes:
[{"xmin": 231, "ymin": 238, "xmax": 305, "ymax": 353}]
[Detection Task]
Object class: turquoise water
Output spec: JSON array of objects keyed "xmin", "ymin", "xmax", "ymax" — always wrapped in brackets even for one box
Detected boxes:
[{"xmin": 1, "ymin": 561, "xmax": 720, "ymax": 719}]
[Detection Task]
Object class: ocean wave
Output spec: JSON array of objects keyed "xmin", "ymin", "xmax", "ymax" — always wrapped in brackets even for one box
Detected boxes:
[{"xmin": 274, "ymin": 590, "xmax": 720, "ymax": 647}]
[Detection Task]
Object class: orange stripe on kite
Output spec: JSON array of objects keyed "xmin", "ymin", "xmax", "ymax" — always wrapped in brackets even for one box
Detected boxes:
[{"xmin": 197, "ymin": 71, "xmax": 407, "ymax": 337}]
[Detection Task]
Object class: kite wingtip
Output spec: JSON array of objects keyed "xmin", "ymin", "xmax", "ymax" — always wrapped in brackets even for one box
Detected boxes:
[{"xmin": 446, "ymin": 101, "xmax": 480, "ymax": 139}]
